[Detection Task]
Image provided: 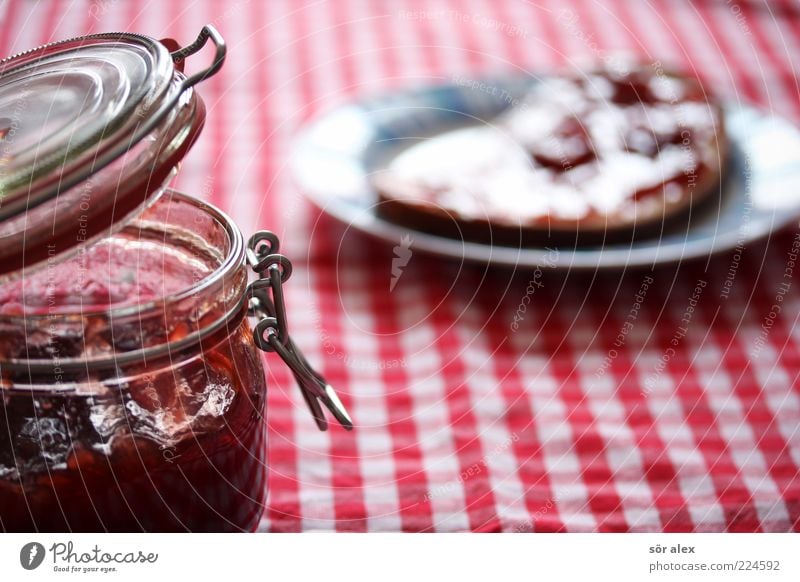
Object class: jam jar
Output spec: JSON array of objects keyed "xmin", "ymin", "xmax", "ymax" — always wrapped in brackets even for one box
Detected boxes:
[{"xmin": 0, "ymin": 26, "xmax": 351, "ymax": 532}]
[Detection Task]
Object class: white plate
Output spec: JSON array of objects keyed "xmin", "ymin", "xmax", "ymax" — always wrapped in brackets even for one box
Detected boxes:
[{"xmin": 290, "ymin": 78, "xmax": 800, "ymax": 270}]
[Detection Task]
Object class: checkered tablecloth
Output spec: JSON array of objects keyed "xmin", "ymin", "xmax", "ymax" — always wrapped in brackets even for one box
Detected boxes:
[{"xmin": 5, "ymin": 0, "xmax": 799, "ymax": 532}]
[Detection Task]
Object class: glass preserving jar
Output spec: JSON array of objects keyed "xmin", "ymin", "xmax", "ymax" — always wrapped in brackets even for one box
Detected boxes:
[{"xmin": 0, "ymin": 26, "xmax": 351, "ymax": 532}]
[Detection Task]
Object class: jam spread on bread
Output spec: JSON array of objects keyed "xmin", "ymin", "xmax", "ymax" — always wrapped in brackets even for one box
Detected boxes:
[{"xmin": 374, "ymin": 65, "xmax": 725, "ymax": 245}]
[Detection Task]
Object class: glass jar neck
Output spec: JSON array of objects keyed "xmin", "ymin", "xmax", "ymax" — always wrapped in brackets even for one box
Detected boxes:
[{"xmin": 0, "ymin": 191, "xmax": 247, "ymax": 378}]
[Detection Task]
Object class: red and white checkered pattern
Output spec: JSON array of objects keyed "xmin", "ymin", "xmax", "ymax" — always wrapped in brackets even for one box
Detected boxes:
[{"xmin": 3, "ymin": 0, "xmax": 799, "ymax": 532}]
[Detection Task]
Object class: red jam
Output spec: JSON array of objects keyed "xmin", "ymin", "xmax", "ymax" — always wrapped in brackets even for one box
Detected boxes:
[
  {"xmin": 0, "ymin": 194, "xmax": 267, "ymax": 532},
  {"xmin": 503, "ymin": 65, "xmax": 721, "ymax": 216},
  {"xmin": 0, "ymin": 237, "xmax": 209, "ymax": 316}
]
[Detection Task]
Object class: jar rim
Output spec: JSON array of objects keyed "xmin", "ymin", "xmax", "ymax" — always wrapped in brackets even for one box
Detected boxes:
[
  {"xmin": 0, "ymin": 191, "xmax": 249, "ymax": 372},
  {"xmin": 104, "ymin": 190, "xmax": 246, "ymax": 320}
]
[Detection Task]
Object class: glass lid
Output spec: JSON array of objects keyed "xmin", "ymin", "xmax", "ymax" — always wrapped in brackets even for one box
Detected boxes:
[{"xmin": 0, "ymin": 26, "xmax": 226, "ymax": 279}]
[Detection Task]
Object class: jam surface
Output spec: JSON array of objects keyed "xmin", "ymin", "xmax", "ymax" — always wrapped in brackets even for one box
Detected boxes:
[
  {"xmin": 0, "ymin": 228, "xmax": 216, "ymax": 316},
  {"xmin": 376, "ymin": 65, "xmax": 723, "ymax": 228}
]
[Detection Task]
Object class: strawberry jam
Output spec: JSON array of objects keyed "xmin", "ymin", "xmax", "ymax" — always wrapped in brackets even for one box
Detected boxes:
[{"xmin": 0, "ymin": 193, "xmax": 268, "ymax": 532}]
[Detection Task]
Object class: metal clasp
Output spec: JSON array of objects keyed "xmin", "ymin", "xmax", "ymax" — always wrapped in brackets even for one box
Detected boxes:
[
  {"xmin": 169, "ymin": 25, "xmax": 227, "ymax": 89},
  {"xmin": 246, "ymin": 231, "xmax": 353, "ymax": 432}
]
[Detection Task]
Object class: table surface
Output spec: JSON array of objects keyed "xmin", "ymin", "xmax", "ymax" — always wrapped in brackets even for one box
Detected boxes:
[{"xmin": 4, "ymin": 0, "xmax": 799, "ymax": 532}]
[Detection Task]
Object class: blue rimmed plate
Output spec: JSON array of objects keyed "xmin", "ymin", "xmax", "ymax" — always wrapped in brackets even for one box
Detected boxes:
[{"xmin": 290, "ymin": 78, "xmax": 800, "ymax": 270}]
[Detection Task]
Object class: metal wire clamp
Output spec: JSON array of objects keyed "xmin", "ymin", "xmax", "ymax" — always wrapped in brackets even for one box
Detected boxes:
[{"xmin": 246, "ymin": 231, "xmax": 353, "ymax": 431}]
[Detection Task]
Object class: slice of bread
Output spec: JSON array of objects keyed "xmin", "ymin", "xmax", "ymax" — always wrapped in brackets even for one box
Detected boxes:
[{"xmin": 374, "ymin": 65, "xmax": 726, "ymax": 246}]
